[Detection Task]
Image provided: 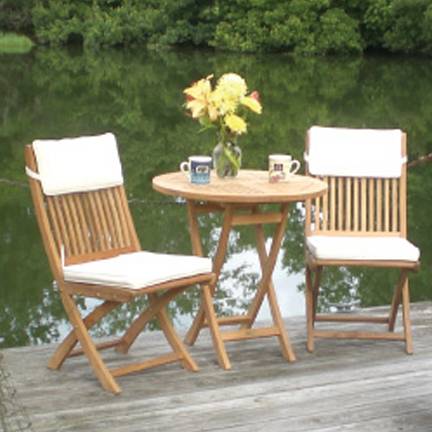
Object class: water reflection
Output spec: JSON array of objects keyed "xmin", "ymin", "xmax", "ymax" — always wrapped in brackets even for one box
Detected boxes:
[{"xmin": 1, "ymin": 48, "xmax": 432, "ymax": 348}]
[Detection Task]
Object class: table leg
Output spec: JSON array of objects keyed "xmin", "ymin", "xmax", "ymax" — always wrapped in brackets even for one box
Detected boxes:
[
  {"xmin": 243, "ymin": 204, "xmax": 290, "ymax": 326},
  {"xmin": 252, "ymin": 207, "xmax": 296, "ymax": 361},
  {"xmin": 185, "ymin": 201, "xmax": 296, "ymax": 367},
  {"xmin": 184, "ymin": 202, "xmax": 234, "ymax": 349},
  {"xmin": 186, "ymin": 199, "xmax": 204, "ymax": 257}
]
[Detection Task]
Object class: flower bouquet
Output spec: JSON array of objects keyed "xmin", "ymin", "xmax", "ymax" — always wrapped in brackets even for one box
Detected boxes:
[{"xmin": 184, "ymin": 73, "xmax": 262, "ymax": 178}]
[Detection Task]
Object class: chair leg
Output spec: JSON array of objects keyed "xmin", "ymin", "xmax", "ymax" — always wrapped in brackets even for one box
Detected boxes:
[
  {"xmin": 388, "ymin": 270, "xmax": 407, "ymax": 332},
  {"xmin": 312, "ymin": 267, "xmax": 322, "ymax": 322},
  {"xmin": 61, "ymin": 293, "xmax": 121, "ymax": 394},
  {"xmin": 116, "ymin": 287, "xmax": 183, "ymax": 354},
  {"xmin": 49, "ymin": 300, "xmax": 119, "ymax": 370},
  {"xmin": 401, "ymin": 279, "xmax": 413, "ymax": 354},
  {"xmin": 201, "ymin": 284, "xmax": 231, "ymax": 370},
  {"xmin": 152, "ymin": 299, "xmax": 199, "ymax": 372},
  {"xmin": 305, "ymin": 265, "xmax": 322, "ymax": 353},
  {"xmin": 305, "ymin": 266, "xmax": 315, "ymax": 353}
]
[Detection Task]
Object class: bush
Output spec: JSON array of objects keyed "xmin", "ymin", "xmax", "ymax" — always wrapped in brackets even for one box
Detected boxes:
[
  {"xmin": 31, "ymin": 0, "xmax": 217, "ymax": 49},
  {"xmin": 317, "ymin": 8, "xmax": 363, "ymax": 54},
  {"xmin": 32, "ymin": 1, "xmax": 86, "ymax": 46},
  {"xmin": 363, "ymin": 0, "xmax": 393, "ymax": 48},
  {"xmin": 1, "ymin": 0, "xmax": 432, "ymax": 55},
  {"xmin": 384, "ymin": 0, "xmax": 432, "ymax": 55},
  {"xmin": 0, "ymin": 0, "xmax": 34, "ymax": 34},
  {"xmin": 212, "ymin": 0, "xmax": 325, "ymax": 53}
]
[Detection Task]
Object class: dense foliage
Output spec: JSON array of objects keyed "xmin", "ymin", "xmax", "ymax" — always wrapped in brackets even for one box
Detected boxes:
[{"xmin": 2, "ymin": 0, "xmax": 432, "ymax": 55}]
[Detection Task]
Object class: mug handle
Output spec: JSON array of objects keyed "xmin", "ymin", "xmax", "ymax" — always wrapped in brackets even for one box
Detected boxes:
[
  {"xmin": 289, "ymin": 160, "xmax": 300, "ymax": 175},
  {"xmin": 179, "ymin": 161, "xmax": 189, "ymax": 175}
]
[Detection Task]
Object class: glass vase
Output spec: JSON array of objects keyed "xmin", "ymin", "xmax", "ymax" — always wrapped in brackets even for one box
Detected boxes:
[{"xmin": 212, "ymin": 141, "xmax": 242, "ymax": 179}]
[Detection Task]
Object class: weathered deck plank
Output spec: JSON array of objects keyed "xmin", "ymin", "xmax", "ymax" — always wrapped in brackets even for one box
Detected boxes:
[{"xmin": 1, "ymin": 302, "xmax": 431, "ymax": 432}]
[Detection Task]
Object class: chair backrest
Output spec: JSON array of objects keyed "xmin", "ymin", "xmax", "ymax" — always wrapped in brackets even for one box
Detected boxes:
[
  {"xmin": 25, "ymin": 133, "xmax": 140, "ymax": 280},
  {"xmin": 304, "ymin": 126, "xmax": 408, "ymax": 238}
]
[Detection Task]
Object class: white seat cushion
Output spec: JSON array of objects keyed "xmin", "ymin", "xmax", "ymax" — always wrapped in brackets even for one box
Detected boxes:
[
  {"xmin": 64, "ymin": 251, "xmax": 212, "ymax": 289},
  {"xmin": 306, "ymin": 236, "xmax": 420, "ymax": 262}
]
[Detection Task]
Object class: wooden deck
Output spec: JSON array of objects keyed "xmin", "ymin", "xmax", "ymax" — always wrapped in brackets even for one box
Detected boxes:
[{"xmin": 1, "ymin": 302, "xmax": 432, "ymax": 432}]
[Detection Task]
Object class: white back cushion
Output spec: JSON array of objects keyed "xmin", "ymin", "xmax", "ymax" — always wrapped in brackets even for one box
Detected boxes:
[
  {"xmin": 33, "ymin": 133, "xmax": 123, "ymax": 195},
  {"xmin": 307, "ymin": 126, "xmax": 404, "ymax": 178}
]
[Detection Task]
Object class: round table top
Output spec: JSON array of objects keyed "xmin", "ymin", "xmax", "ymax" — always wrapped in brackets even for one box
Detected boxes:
[{"xmin": 152, "ymin": 170, "xmax": 327, "ymax": 204}]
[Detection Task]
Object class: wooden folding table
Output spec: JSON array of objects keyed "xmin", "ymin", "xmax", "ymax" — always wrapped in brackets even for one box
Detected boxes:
[{"xmin": 153, "ymin": 170, "xmax": 327, "ymax": 369}]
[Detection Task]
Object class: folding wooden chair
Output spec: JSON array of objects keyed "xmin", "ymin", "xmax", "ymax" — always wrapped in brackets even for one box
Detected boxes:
[
  {"xmin": 25, "ymin": 133, "xmax": 217, "ymax": 394},
  {"xmin": 304, "ymin": 126, "xmax": 420, "ymax": 354}
]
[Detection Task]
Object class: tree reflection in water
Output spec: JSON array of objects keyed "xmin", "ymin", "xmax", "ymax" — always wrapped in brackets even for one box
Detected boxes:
[{"xmin": 0, "ymin": 49, "xmax": 431, "ymax": 347}]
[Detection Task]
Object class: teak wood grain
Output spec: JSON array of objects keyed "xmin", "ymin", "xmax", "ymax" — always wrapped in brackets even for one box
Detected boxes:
[
  {"xmin": 24, "ymin": 144, "xmax": 218, "ymax": 394},
  {"xmin": 153, "ymin": 170, "xmax": 327, "ymax": 204},
  {"xmin": 303, "ymin": 130, "xmax": 419, "ymax": 354},
  {"xmin": 3, "ymin": 302, "xmax": 432, "ymax": 432},
  {"xmin": 153, "ymin": 170, "xmax": 327, "ymax": 368}
]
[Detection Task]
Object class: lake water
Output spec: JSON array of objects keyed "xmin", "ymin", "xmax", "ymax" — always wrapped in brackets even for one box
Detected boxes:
[{"xmin": 1, "ymin": 48, "xmax": 431, "ymax": 348}]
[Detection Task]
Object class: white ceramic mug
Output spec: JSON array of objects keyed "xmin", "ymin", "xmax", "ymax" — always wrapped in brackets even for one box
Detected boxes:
[
  {"xmin": 268, "ymin": 154, "xmax": 300, "ymax": 183},
  {"xmin": 180, "ymin": 155, "xmax": 212, "ymax": 184}
]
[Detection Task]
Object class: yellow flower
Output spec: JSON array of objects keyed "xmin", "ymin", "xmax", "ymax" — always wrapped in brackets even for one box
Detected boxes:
[
  {"xmin": 216, "ymin": 73, "xmax": 248, "ymax": 100},
  {"xmin": 183, "ymin": 73, "xmax": 261, "ymax": 138},
  {"xmin": 184, "ymin": 75, "xmax": 212, "ymax": 100},
  {"xmin": 210, "ymin": 87, "xmax": 238, "ymax": 115},
  {"xmin": 184, "ymin": 75, "xmax": 216, "ymax": 119},
  {"xmin": 225, "ymin": 114, "xmax": 247, "ymax": 134},
  {"xmin": 241, "ymin": 96, "xmax": 262, "ymax": 114}
]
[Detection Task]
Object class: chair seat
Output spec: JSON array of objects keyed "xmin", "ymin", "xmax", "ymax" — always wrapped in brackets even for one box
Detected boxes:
[
  {"xmin": 306, "ymin": 235, "xmax": 420, "ymax": 262},
  {"xmin": 64, "ymin": 251, "xmax": 212, "ymax": 289}
]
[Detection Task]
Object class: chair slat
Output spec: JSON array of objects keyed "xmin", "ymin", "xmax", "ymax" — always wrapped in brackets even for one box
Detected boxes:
[
  {"xmin": 322, "ymin": 177, "xmax": 328, "ymax": 230},
  {"xmin": 345, "ymin": 177, "xmax": 351, "ymax": 231},
  {"xmin": 116, "ymin": 187, "xmax": 134, "ymax": 248},
  {"xmin": 67, "ymin": 195, "xmax": 87, "ymax": 255},
  {"xmin": 46, "ymin": 198, "xmax": 64, "ymax": 255},
  {"xmin": 73, "ymin": 194, "xmax": 92, "ymax": 254},
  {"xmin": 384, "ymin": 178, "xmax": 390, "ymax": 232},
  {"xmin": 51, "ymin": 196, "xmax": 72, "ymax": 257},
  {"xmin": 361, "ymin": 178, "xmax": 367, "ymax": 232},
  {"xmin": 93, "ymin": 191, "xmax": 111, "ymax": 249},
  {"xmin": 88, "ymin": 192, "xmax": 109, "ymax": 250},
  {"xmin": 58, "ymin": 196, "xmax": 78, "ymax": 257},
  {"xmin": 314, "ymin": 195, "xmax": 321, "ymax": 231},
  {"xmin": 392, "ymin": 178, "xmax": 398, "ymax": 232},
  {"xmin": 100, "ymin": 190, "xmax": 119, "ymax": 249},
  {"xmin": 353, "ymin": 178, "xmax": 359, "ymax": 231},
  {"xmin": 309, "ymin": 175, "xmax": 401, "ymax": 237},
  {"xmin": 106, "ymin": 189, "xmax": 125, "ymax": 247},
  {"xmin": 400, "ymin": 168, "xmax": 407, "ymax": 237},
  {"xmin": 376, "ymin": 178, "xmax": 382, "ymax": 231},
  {"xmin": 43, "ymin": 186, "xmax": 137, "ymax": 264},
  {"xmin": 368, "ymin": 178, "xmax": 375, "ymax": 231},
  {"xmin": 337, "ymin": 178, "xmax": 343, "ymax": 230},
  {"xmin": 63, "ymin": 195, "xmax": 85, "ymax": 256},
  {"xmin": 82, "ymin": 194, "xmax": 99, "ymax": 252},
  {"xmin": 330, "ymin": 177, "xmax": 336, "ymax": 230}
]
